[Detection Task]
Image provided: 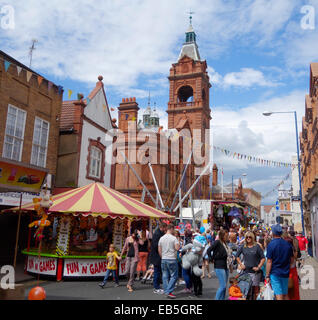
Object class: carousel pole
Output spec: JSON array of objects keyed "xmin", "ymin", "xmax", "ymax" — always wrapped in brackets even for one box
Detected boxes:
[
  {"xmin": 13, "ymin": 193, "xmax": 23, "ymax": 269},
  {"xmin": 173, "ymin": 162, "xmax": 212, "ymax": 212},
  {"xmin": 148, "ymin": 162, "xmax": 164, "ymax": 210}
]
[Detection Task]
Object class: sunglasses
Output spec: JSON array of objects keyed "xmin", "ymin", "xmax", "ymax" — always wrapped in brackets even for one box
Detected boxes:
[{"xmin": 246, "ymin": 236, "xmax": 252, "ymax": 239}]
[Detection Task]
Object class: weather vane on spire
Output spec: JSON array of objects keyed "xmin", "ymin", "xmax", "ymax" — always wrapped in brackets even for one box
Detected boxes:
[{"xmin": 188, "ymin": 10, "xmax": 195, "ymax": 25}]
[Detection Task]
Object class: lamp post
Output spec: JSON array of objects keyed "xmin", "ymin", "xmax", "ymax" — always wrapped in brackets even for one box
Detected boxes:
[
  {"xmin": 232, "ymin": 173, "xmax": 247, "ymax": 200},
  {"xmin": 262, "ymin": 110, "xmax": 305, "ymax": 235}
]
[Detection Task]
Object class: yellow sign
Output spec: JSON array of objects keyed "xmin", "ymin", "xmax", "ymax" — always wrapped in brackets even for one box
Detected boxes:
[
  {"xmin": 202, "ymin": 219, "xmax": 208, "ymax": 224},
  {"xmin": 0, "ymin": 160, "xmax": 47, "ymax": 192}
]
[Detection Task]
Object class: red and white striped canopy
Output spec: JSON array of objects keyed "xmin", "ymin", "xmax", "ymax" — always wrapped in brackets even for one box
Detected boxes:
[{"xmin": 11, "ymin": 182, "xmax": 172, "ymax": 219}]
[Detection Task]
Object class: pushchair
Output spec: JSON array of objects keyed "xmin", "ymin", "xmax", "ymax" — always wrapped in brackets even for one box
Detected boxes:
[{"xmin": 236, "ymin": 272, "xmax": 253, "ymax": 299}]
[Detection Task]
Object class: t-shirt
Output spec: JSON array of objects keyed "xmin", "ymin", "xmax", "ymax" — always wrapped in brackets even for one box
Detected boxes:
[
  {"xmin": 266, "ymin": 238, "xmax": 294, "ymax": 278},
  {"xmin": 107, "ymin": 252, "xmax": 120, "ymax": 270},
  {"xmin": 296, "ymin": 236, "xmax": 308, "ymax": 251},
  {"xmin": 158, "ymin": 233, "xmax": 179, "ymax": 260},
  {"xmin": 236, "ymin": 244, "xmax": 265, "ymax": 273}
]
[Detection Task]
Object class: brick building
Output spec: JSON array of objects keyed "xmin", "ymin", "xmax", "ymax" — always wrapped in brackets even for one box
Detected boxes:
[
  {"xmin": 0, "ymin": 50, "xmax": 63, "ymax": 265},
  {"xmin": 300, "ymin": 62, "xmax": 318, "ymax": 258},
  {"xmin": 113, "ymin": 22, "xmax": 211, "ymax": 212}
]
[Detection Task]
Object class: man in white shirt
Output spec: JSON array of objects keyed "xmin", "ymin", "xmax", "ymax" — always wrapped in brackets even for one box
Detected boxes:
[{"xmin": 158, "ymin": 224, "xmax": 180, "ymax": 298}]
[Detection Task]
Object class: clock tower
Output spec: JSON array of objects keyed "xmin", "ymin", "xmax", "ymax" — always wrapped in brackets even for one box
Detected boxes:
[{"xmin": 167, "ymin": 21, "xmax": 212, "ymax": 198}]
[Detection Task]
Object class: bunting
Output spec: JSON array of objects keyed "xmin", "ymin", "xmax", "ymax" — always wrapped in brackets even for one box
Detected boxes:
[
  {"xmin": 213, "ymin": 146, "xmax": 295, "ymax": 168},
  {"xmin": 68, "ymin": 89, "xmax": 73, "ymax": 100}
]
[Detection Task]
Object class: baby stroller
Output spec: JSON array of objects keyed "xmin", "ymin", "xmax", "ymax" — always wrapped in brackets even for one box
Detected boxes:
[{"xmin": 236, "ymin": 272, "xmax": 253, "ymax": 299}]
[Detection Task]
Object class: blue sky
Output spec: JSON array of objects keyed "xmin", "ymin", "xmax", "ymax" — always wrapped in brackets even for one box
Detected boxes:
[{"xmin": 1, "ymin": 0, "xmax": 318, "ymax": 205}]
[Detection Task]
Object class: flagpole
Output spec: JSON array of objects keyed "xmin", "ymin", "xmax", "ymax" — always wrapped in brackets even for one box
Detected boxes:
[{"xmin": 221, "ymin": 168, "xmax": 224, "ymax": 200}]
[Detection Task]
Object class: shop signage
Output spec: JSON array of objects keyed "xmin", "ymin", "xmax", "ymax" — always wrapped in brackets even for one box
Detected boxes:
[
  {"xmin": 56, "ymin": 216, "xmax": 72, "ymax": 256},
  {"xmin": 63, "ymin": 259, "xmax": 127, "ymax": 277},
  {"xmin": 113, "ymin": 219, "xmax": 124, "ymax": 252},
  {"xmin": 0, "ymin": 159, "xmax": 47, "ymax": 192},
  {"xmin": 26, "ymin": 256, "xmax": 57, "ymax": 276},
  {"xmin": 0, "ymin": 191, "xmax": 39, "ymax": 206}
]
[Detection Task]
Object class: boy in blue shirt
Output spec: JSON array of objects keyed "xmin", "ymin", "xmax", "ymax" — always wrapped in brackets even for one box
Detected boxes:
[{"xmin": 265, "ymin": 224, "xmax": 294, "ymax": 300}]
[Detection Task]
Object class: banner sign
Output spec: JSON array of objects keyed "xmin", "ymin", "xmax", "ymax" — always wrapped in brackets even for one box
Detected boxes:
[
  {"xmin": 26, "ymin": 256, "xmax": 57, "ymax": 276},
  {"xmin": 0, "ymin": 191, "xmax": 39, "ymax": 206},
  {"xmin": 56, "ymin": 217, "xmax": 72, "ymax": 256},
  {"xmin": 0, "ymin": 159, "xmax": 47, "ymax": 192},
  {"xmin": 63, "ymin": 259, "xmax": 127, "ymax": 277}
]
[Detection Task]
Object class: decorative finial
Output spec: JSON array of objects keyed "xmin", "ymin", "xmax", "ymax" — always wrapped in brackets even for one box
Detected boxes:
[
  {"xmin": 148, "ymin": 91, "xmax": 151, "ymax": 106},
  {"xmin": 188, "ymin": 10, "xmax": 195, "ymax": 25}
]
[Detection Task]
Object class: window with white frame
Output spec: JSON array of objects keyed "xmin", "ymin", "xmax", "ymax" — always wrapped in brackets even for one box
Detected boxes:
[
  {"xmin": 3, "ymin": 105, "xmax": 27, "ymax": 161},
  {"xmin": 31, "ymin": 117, "xmax": 50, "ymax": 167},
  {"xmin": 89, "ymin": 146, "xmax": 102, "ymax": 179}
]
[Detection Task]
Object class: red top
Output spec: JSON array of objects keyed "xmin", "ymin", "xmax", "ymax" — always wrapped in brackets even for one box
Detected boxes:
[{"xmin": 296, "ymin": 236, "xmax": 308, "ymax": 251}]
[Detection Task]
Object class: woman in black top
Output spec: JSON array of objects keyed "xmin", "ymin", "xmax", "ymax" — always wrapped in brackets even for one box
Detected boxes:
[
  {"xmin": 207, "ymin": 229, "xmax": 231, "ymax": 300},
  {"xmin": 236, "ymin": 231, "xmax": 265, "ymax": 300},
  {"xmin": 136, "ymin": 230, "xmax": 150, "ymax": 280}
]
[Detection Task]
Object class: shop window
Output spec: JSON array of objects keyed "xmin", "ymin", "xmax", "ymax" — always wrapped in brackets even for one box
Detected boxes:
[
  {"xmin": 86, "ymin": 138, "xmax": 106, "ymax": 182},
  {"xmin": 3, "ymin": 104, "xmax": 26, "ymax": 162},
  {"xmin": 30, "ymin": 117, "xmax": 50, "ymax": 167}
]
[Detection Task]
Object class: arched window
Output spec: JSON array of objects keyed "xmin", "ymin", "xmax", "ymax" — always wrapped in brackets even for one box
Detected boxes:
[{"xmin": 177, "ymin": 85, "xmax": 194, "ymax": 103}]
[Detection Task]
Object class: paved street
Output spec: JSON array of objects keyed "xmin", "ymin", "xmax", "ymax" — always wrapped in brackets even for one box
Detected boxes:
[
  {"xmin": 22, "ymin": 257, "xmax": 318, "ymax": 300},
  {"xmin": 23, "ymin": 273, "xmax": 219, "ymax": 300}
]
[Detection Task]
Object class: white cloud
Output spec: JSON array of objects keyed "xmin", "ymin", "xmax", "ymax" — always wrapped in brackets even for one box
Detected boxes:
[{"xmin": 222, "ymin": 68, "xmax": 278, "ymax": 88}]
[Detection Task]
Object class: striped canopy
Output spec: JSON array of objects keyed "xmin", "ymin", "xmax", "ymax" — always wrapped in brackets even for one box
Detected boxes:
[{"xmin": 10, "ymin": 182, "xmax": 172, "ymax": 219}]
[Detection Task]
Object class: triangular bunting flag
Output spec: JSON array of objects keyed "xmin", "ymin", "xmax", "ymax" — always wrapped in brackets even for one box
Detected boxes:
[
  {"xmin": 102, "ymin": 104, "xmax": 107, "ymax": 111},
  {"xmin": 37, "ymin": 76, "xmax": 43, "ymax": 87},
  {"xmin": 26, "ymin": 71, "xmax": 32, "ymax": 82},
  {"xmin": 58, "ymin": 86, "xmax": 63, "ymax": 95},
  {"xmin": 4, "ymin": 60, "xmax": 11, "ymax": 72},
  {"xmin": 16, "ymin": 66, "xmax": 22, "ymax": 76},
  {"xmin": 68, "ymin": 89, "xmax": 73, "ymax": 100},
  {"xmin": 86, "ymin": 97, "xmax": 91, "ymax": 104}
]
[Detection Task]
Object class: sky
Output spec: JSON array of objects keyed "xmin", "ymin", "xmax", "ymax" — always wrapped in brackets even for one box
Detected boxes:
[{"xmin": 1, "ymin": 0, "xmax": 318, "ymax": 205}]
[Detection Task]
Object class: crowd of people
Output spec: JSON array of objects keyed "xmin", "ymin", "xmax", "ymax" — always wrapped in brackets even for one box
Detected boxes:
[{"xmin": 98, "ymin": 220, "xmax": 311, "ymax": 300}]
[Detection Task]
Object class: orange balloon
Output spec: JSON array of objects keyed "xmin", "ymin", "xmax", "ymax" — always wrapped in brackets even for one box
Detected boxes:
[{"xmin": 28, "ymin": 286, "xmax": 46, "ymax": 300}]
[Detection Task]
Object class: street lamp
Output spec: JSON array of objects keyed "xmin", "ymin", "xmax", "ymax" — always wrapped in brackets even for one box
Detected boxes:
[
  {"xmin": 262, "ymin": 110, "xmax": 305, "ymax": 235},
  {"xmin": 232, "ymin": 173, "xmax": 247, "ymax": 200}
]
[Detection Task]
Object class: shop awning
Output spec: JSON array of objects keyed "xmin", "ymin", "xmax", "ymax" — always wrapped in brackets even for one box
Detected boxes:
[{"xmin": 5, "ymin": 182, "xmax": 173, "ymax": 219}]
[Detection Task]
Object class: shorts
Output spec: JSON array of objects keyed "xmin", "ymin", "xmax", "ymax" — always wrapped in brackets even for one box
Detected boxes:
[
  {"xmin": 248, "ymin": 272, "xmax": 262, "ymax": 286},
  {"xmin": 270, "ymin": 275, "xmax": 289, "ymax": 296}
]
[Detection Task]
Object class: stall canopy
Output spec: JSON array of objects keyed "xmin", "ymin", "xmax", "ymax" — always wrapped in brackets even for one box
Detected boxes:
[{"xmin": 6, "ymin": 182, "xmax": 172, "ymax": 219}]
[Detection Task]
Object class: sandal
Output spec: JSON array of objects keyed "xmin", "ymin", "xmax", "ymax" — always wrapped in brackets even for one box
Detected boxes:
[
  {"xmin": 128, "ymin": 286, "xmax": 133, "ymax": 292},
  {"xmin": 207, "ymin": 273, "xmax": 212, "ymax": 279}
]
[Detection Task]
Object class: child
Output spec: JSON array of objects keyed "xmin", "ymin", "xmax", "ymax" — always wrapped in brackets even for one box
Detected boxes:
[
  {"xmin": 99, "ymin": 244, "xmax": 121, "ymax": 288},
  {"xmin": 229, "ymin": 277, "xmax": 246, "ymax": 300},
  {"xmin": 141, "ymin": 264, "xmax": 154, "ymax": 284}
]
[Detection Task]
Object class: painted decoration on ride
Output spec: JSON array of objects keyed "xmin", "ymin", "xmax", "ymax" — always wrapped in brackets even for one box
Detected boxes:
[
  {"xmin": 112, "ymin": 219, "xmax": 124, "ymax": 252},
  {"xmin": 56, "ymin": 216, "xmax": 72, "ymax": 256},
  {"xmin": 0, "ymin": 160, "xmax": 47, "ymax": 192},
  {"xmin": 26, "ymin": 256, "xmax": 57, "ymax": 276},
  {"xmin": 63, "ymin": 258, "xmax": 127, "ymax": 277}
]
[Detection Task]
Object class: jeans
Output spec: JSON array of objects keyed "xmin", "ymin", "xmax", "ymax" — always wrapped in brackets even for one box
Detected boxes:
[
  {"xmin": 161, "ymin": 259, "xmax": 178, "ymax": 294},
  {"xmin": 182, "ymin": 267, "xmax": 192, "ymax": 289},
  {"xmin": 153, "ymin": 264, "xmax": 162, "ymax": 290},
  {"xmin": 102, "ymin": 269, "xmax": 118, "ymax": 285},
  {"xmin": 215, "ymin": 268, "xmax": 229, "ymax": 300}
]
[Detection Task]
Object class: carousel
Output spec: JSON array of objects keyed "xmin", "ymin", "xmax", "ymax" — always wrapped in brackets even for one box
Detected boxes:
[{"xmin": 5, "ymin": 182, "xmax": 173, "ymax": 280}]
